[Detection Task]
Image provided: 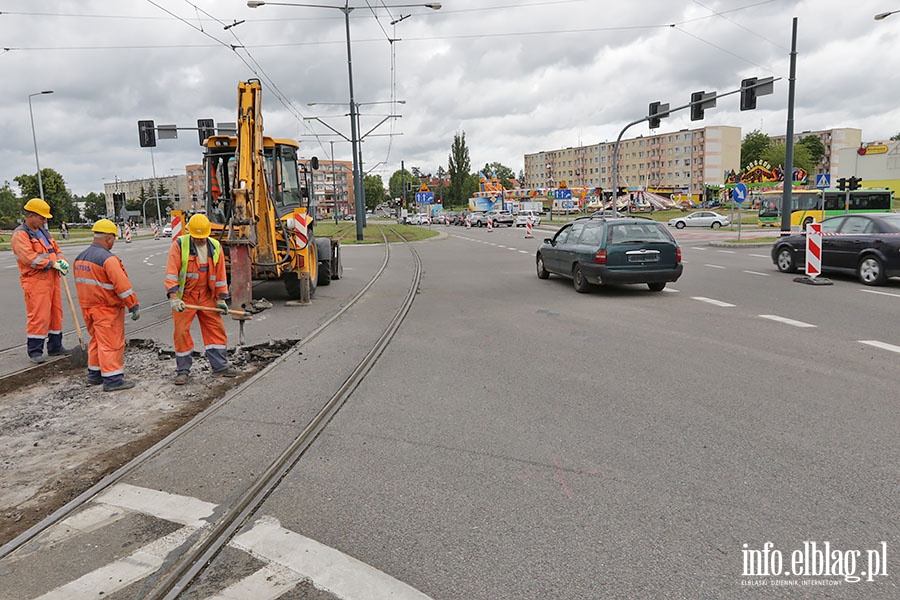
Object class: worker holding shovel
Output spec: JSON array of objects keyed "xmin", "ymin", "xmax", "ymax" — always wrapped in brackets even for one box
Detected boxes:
[
  {"xmin": 73, "ymin": 219, "xmax": 140, "ymax": 392},
  {"xmin": 165, "ymin": 213, "xmax": 240, "ymax": 385},
  {"xmin": 11, "ymin": 198, "xmax": 70, "ymax": 364}
]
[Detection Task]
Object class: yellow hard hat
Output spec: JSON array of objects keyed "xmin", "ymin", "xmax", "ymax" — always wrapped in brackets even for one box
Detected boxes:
[
  {"xmin": 92, "ymin": 219, "xmax": 118, "ymax": 235},
  {"xmin": 187, "ymin": 213, "xmax": 211, "ymax": 239},
  {"xmin": 23, "ymin": 198, "xmax": 52, "ymax": 219}
]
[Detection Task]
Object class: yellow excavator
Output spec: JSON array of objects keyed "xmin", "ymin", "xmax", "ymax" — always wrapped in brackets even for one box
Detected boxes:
[{"xmin": 198, "ymin": 79, "xmax": 341, "ymax": 311}]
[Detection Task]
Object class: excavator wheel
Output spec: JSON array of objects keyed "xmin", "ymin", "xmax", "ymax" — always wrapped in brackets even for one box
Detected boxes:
[{"xmin": 316, "ymin": 238, "xmax": 332, "ymax": 286}]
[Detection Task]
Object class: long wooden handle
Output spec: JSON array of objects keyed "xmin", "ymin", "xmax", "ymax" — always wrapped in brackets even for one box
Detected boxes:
[
  {"xmin": 60, "ymin": 274, "xmax": 85, "ymax": 344},
  {"xmin": 183, "ymin": 303, "xmax": 249, "ymax": 317}
]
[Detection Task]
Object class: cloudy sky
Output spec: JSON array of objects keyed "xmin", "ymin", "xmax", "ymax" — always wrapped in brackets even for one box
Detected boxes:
[{"xmin": 2, "ymin": 0, "xmax": 898, "ymax": 197}]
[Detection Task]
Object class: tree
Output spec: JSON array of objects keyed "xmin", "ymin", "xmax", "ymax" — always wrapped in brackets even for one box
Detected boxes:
[
  {"xmin": 14, "ymin": 168, "xmax": 76, "ymax": 224},
  {"xmin": 388, "ymin": 169, "xmax": 420, "ymax": 207},
  {"xmin": 80, "ymin": 192, "xmax": 108, "ymax": 222},
  {"xmin": 481, "ymin": 162, "xmax": 515, "ymax": 188},
  {"xmin": 761, "ymin": 143, "xmax": 815, "ymax": 182},
  {"xmin": 891, "ymin": 132, "xmax": 900, "ymax": 141},
  {"xmin": 448, "ymin": 131, "xmax": 471, "ymax": 207},
  {"xmin": 797, "ymin": 135, "xmax": 826, "ymax": 167},
  {"xmin": 462, "ymin": 173, "xmax": 480, "ymax": 205},
  {"xmin": 0, "ymin": 182, "xmax": 19, "ymax": 227},
  {"xmin": 363, "ymin": 174, "xmax": 386, "ymax": 211},
  {"xmin": 740, "ymin": 130, "xmax": 772, "ymax": 168}
]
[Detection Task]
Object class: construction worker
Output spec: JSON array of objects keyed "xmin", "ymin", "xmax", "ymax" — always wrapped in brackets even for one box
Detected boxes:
[
  {"xmin": 73, "ymin": 219, "xmax": 140, "ymax": 392},
  {"xmin": 11, "ymin": 198, "xmax": 70, "ymax": 364},
  {"xmin": 164, "ymin": 213, "xmax": 239, "ymax": 385}
]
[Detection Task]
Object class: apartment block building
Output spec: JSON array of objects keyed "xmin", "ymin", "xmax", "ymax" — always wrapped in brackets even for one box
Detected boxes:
[
  {"xmin": 103, "ymin": 174, "xmax": 189, "ymax": 223},
  {"xmin": 524, "ymin": 126, "xmax": 742, "ymax": 196},
  {"xmin": 770, "ymin": 127, "xmax": 862, "ymax": 180},
  {"xmin": 300, "ymin": 159, "xmax": 354, "ymax": 217}
]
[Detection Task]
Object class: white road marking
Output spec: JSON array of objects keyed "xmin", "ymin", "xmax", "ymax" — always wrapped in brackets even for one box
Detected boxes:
[
  {"xmin": 704, "ymin": 264, "xmax": 727, "ymax": 269},
  {"xmin": 744, "ymin": 270, "xmax": 770, "ymax": 277},
  {"xmin": 692, "ymin": 296, "xmax": 735, "ymax": 307},
  {"xmin": 758, "ymin": 314, "xmax": 816, "ymax": 328},
  {"xmin": 749, "ymin": 253, "xmax": 769, "ymax": 258},
  {"xmin": 232, "ymin": 517, "xmax": 433, "ymax": 600},
  {"xmin": 717, "ymin": 250, "xmax": 735, "ymax": 254},
  {"xmin": 859, "ymin": 340, "xmax": 900, "ymax": 354},
  {"xmin": 519, "ymin": 250, "xmax": 530, "ymax": 254},
  {"xmin": 35, "ymin": 484, "xmax": 434, "ymax": 600},
  {"xmin": 860, "ymin": 289, "xmax": 900, "ymax": 299},
  {"xmin": 691, "ymin": 247, "xmax": 708, "ymax": 251},
  {"xmin": 663, "ymin": 288, "xmax": 679, "ymax": 293}
]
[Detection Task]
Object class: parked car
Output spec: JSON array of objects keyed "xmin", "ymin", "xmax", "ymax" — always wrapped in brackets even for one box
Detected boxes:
[
  {"xmin": 589, "ymin": 209, "xmax": 627, "ymax": 219},
  {"xmin": 667, "ymin": 211, "xmax": 730, "ymax": 229},
  {"xmin": 488, "ymin": 210, "xmax": 515, "ymax": 227},
  {"xmin": 468, "ymin": 211, "xmax": 490, "ymax": 227},
  {"xmin": 162, "ymin": 224, "xmax": 173, "ymax": 237},
  {"xmin": 515, "ymin": 210, "xmax": 543, "ymax": 226},
  {"xmin": 536, "ymin": 216, "xmax": 683, "ymax": 292},
  {"xmin": 771, "ymin": 213, "xmax": 900, "ymax": 285}
]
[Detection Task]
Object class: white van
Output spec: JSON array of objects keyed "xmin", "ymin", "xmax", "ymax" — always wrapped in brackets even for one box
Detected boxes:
[{"xmin": 515, "ymin": 210, "xmax": 542, "ymax": 227}]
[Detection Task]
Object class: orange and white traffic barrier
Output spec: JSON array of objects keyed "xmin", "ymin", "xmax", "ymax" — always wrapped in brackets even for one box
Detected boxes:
[
  {"xmin": 465, "ymin": 215, "xmax": 471, "ymax": 229},
  {"xmin": 153, "ymin": 224, "xmax": 160, "ymax": 240},
  {"xmin": 805, "ymin": 222, "xmax": 822, "ymax": 278},
  {"xmin": 525, "ymin": 218, "xmax": 533, "ymax": 238},
  {"xmin": 487, "ymin": 218, "xmax": 493, "ymax": 232},
  {"xmin": 125, "ymin": 225, "xmax": 132, "ymax": 243}
]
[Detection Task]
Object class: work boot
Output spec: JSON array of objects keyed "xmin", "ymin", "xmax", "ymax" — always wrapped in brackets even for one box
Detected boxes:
[
  {"xmin": 29, "ymin": 354, "xmax": 46, "ymax": 364},
  {"xmin": 212, "ymin": 367, "xmax": 240, "ymax": 378},
  {"xmin": 87, "ymin": 377, "xmax": 103, "ymax": 386},
  {"xmin": 174, "ymin": 372, "xmax": 189, "ymax": 385},
  {"xmin": 103, "ymin": 379, "xmax": 136, "ymax": 393},
  {"xmin": 48, "ymin": 347, "xmax": 72, "ymax": 357}
]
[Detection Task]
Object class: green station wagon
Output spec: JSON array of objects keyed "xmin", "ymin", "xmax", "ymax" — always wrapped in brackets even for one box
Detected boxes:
[{"xmin": 536, "ymin": 216, "xmax": 683, "ymax": 292}]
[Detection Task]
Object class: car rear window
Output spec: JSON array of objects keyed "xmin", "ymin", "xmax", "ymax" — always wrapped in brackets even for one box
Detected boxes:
[{"xmin": 608, "ymin": 222, "xmax": 673, "ymax": 243}]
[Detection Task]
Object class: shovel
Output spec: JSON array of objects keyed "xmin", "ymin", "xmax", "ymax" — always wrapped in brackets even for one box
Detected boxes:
[
  {"xmin": 60, "ymin": 274, "xmax": 88, "ymax": 368},
  {"xmin": 183, "ymin": 303, "xmax": 250, "ymax": 318}
]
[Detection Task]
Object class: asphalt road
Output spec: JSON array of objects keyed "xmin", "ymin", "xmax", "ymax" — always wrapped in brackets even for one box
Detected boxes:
[{"xmin": 1, "ymin": 225, "xmax": 897, "ymax": 598}]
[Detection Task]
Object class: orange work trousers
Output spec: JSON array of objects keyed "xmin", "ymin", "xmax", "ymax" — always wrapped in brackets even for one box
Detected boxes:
[
  {"xmin": 173, "ymin": 290, "xmax": 228, "ymax": 374},
  {"xmin": 21, "ymin": 271, "xmax": 64, "ymax": 356},
  {"xmin": 83, "ymin": 305, "xmax": 126, "ymax": 386}
]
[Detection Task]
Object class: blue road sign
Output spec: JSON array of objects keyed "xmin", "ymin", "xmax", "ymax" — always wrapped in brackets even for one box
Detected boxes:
[
  {"xmin": 415, "ymin": 192, "xmax": 435, "ymax": 204},
  {"xmin": 732, "ymin": 182, "xmax": 748, "ymax": 204},
  {"xmin": 554, "ymin": 189, "xmax": 573, "ymax": 200},
  {"xmin": 815, "ymin": 174, "xmax": 831, "ymax": 189}
]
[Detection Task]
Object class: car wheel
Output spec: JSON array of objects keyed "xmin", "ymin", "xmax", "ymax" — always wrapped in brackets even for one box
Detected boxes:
[
  {"xmin": 711, "ymin": 221, "xmax": 721, "ymax": 229},
  {"xmin": 648, "ymin": 282, "xmax": 666, "ymax": 292},
  {"xmin": 775, "ymin": 246, "xmax": 797, "ymax": 273},
  {"xmin": 858, "ymin": 255, "xmax": 886, "ymax": 286},
  {"xmin": 536, "ymin": 254, "xmax": 550, "ymax": 279},
  {"xmin": 572, "ymin": 264, "xmax": 591, "ymax": 293},
  {"xmin": 675, "ymin": 221, "xmax": 686, "ymax": 229}
]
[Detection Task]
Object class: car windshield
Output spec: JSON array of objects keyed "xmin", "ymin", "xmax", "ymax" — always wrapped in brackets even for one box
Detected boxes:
[{"xmin": 608, "ymin": 222, "xmax": 672, "ymax": 244}]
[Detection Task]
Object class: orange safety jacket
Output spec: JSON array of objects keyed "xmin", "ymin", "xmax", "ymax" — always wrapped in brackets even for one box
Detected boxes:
[
  {"xmin": 11, "ymin": 224, "xmax": 65, "ymax": 279},
  {"xmin": 164, "ymin": 235, "xmax": 229, "ymax": 300},
  {"xmin": 73, "ymin": 243, "xmax": 139, "ymax": 311}
]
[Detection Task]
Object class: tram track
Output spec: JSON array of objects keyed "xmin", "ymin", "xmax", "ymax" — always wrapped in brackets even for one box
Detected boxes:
[{"xmin": 0, "ymin": 226, "xmax": 422, "ymax": 597}]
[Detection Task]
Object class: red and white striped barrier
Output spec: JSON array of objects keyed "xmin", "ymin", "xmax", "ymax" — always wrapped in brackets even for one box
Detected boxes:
[
  {"xmin": 805, "ymin": 222, "xmax": 821, "ymax": 278},
  {"xmin": 125, "ymin": 225, "xmax": 132, "ymax": 243},
  {"xmin": 465, "ymin": 215, "xmax": 471, "ymax": 229},
  {"xmin": 525, "ymin": 218, "xmax": 533, "ymax": 238},
  {"xmin": 487, "ymin": 217, "xmax": 493, "ymax": 232}
]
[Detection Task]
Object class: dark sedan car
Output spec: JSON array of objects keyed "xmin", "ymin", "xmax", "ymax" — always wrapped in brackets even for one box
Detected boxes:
[
  {"xmin": 536, "ymin": 216, "xmax": 683, "ymax": 292},
  {"xmin": 771, "ymin": 212, "xmax": 900, "ymax": 285}
]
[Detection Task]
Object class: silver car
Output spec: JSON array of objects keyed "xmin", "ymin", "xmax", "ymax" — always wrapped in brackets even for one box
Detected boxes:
[{"xmin": 667, "ymin": 211, "xmax": 730, "ymax": 229}]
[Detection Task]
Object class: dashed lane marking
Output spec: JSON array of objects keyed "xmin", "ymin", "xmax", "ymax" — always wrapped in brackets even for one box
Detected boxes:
[
  {"xmin": 716, "ymin": 250, "xmax": 735, "ymax": 254},
  {"xmin": 749, "ymin": 253, "xmax": 769, "ymax": 258},
  {"xmin": 859, "ymin": 340, "xmax": 900, "ymax": 354},
  {"xmin": 704, "ymin": 264, "xmax": 727, "ymax": 269},
  {"xmin": 692, "ymin": 296, "xmax": 735, "ymax": 307},
  {"xmin": 860, "ymin": 289, "xmax": 900, "ymax": 299},
  {"xmin": 758, "ymin": 314, "xmax": 816, "ymax": 328},
  {"xmin": 744, "ymin": 270, "xmax": 770, "ymax": 277},
  {"xmin": 31, "ymin": 483, "xmax": 434, "ymax": 600}
]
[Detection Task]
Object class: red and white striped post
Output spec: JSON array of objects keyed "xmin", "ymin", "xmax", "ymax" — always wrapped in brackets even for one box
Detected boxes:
[
  {"xmin": 487, "ymin": 217, "xmax": 493, "ymax": 232},
  {"xmin": 525, "ymin": 217, "xmax": 533, "ymax": 238},
  {"xmin": 805, "ymin": 222, "xmax": 822, "ymax": 278},
  {"xmin": 125, "ymin": 224, "xmax": 132, "ymax": 243}
]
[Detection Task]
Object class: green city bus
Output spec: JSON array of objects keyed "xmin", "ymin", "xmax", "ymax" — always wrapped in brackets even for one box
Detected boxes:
[{"xmin": 758, "ymin": 188, "xmax": 893, "ymax": 228}]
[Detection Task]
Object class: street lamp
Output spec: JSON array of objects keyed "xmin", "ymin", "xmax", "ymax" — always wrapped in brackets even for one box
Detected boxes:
[
  {"xmin": 248, "ymin": 1, "xmax": 440, "ymax": 240},
  {"xmin": 28, "ymin": 90, "xmax": 54, "ymax": 201},
  {"xmin": 874, "ymin": 10, "xmax": 900, "ymax": 20}
]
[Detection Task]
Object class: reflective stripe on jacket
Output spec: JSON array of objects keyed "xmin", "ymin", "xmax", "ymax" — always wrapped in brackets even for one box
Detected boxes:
[
  {"xmin": 11, "ymin": 224, "xmax": 64, "ymax": 278},
  {"xmin": 164, "ymin": 235, "xmax": 229, "ymax": 300},
  {"xmin": 73, "ymin": 243, "xmax": 139, "ymax": 311}
]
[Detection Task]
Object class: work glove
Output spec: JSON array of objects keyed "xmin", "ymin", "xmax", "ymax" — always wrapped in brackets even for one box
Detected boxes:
[
  {"xmin": 52, "ymin": 259, "xmax": 69, "ymax": 276},
  {"xmin": 216, "ymin": 299, "xmax": 229, "ymax": 315},
  {"xmin": 130, "ymin": 306, "xmax": 141, "ymax": 321},
  {"xmin": 169, "ymin": 297, "xmax": 186, "ymax": 312}
]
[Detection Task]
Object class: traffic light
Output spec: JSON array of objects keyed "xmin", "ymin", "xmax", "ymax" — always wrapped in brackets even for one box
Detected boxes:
[
  {"xmin": 849, "ymin": 176, "xmax": 862, "ymax": 191},
  {"xmin": 648, "ymin": 101, "xmax": 669, "ymax": 129},
  {"xmin": 837, "ymin": 177, "xmax": 847, "ymax": 191},
  {"xmin": 740, "ymin": 78, "xmax": 757, "ymax": 111},
  {"xmin": 138, "ymin": 120, "xmax": 156, "ymax": 147},
  {"xmin": 197, "ymin": 118, "xmax": 215, "ymax": 145},
  {"xmin": 690, "ymin": 90, "xmax": 716, "ymax": 121}
]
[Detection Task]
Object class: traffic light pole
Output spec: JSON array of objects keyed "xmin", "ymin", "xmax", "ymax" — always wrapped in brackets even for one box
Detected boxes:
[
  {"xmin": 780, "ymin": 17, "xmax": 798, "ymax": 237},
  {"xmin": 611, "ymin": 82, "xmax": 778, "ymax": 212}
]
